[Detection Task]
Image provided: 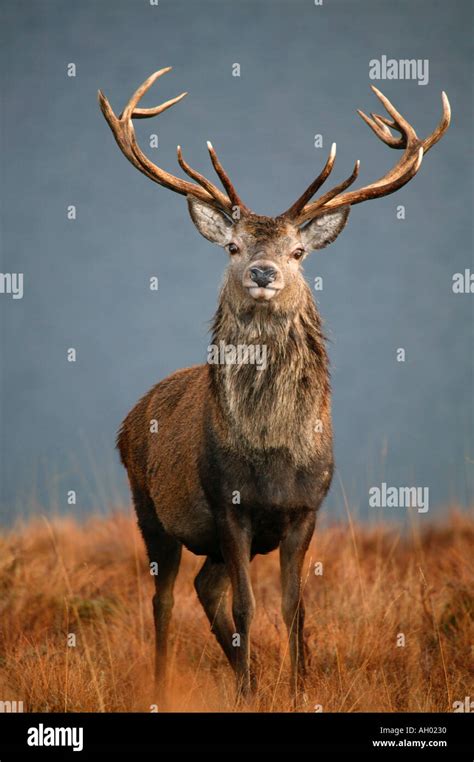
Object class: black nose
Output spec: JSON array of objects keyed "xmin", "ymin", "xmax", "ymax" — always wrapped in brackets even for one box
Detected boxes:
[{"xmin": 249, "ymin": 266, "xmax": 278, "ymax": 288}]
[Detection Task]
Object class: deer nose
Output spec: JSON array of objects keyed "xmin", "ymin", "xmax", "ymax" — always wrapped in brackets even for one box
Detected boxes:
[{"xmin": 249, "ymin": 266, "xmax": 278, "ymax": 288}]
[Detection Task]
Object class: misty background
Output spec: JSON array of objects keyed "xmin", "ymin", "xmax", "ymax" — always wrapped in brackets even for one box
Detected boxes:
[{"xmin": 0, "ymin": 0, "xmax": 472, "ymax": 524}]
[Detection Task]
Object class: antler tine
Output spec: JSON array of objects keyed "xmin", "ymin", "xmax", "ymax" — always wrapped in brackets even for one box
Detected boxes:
[
  {"xmin": 120, "ymin": 67, "xmax": 172, "ymax": 119},
  {"xmin": 422, "ymin": 91, "xmax": 451, "ymax": 153},
  {"xmin": 297, "ymin": 160, "xmax": 360, "ymax": 225},
  {"xmin": 99, "ymin": 88, "xmax": 159, "ymax": 183},
  {"xmin": 370, "ymin": 85, "xmax": 417, "ymax": 142},
  {"xmin": 357, "ymin": 109, "xmax": 401, "ymax": 147},
  {"xmin": 99, "ymin": 69, "xmax": 245, "ymax": 213},
  {"xmin": 371, "ymin": 112, "xmax": 396, "ymax": 128},
  {"xmin": 177, "ymin": 145, "xmax": 233, "ymax": 211},
  {"xmin": 282, "ymin": 143, "xmax": 337, "ymax": 220},
  {"xmin": 282, "ymin": 87, "xmax": 450, "ymax": 223},
  {"xmin": 320, "ymin": 145, "xmax": 424, "ymax": 215},
  {"xmin": 131, "ymin": 92, "xmax": 188, "ymax": 119},
  {"xmin": 206, "ymin": 142, "xmax": 250, "ymax": 214},
  {"xmin": 367, "ymin": 88, "xmax": 450, "ymax": 152},
  {"xmin": 370, "ymin": 113, "xmax": 406, "ymax": 148}
]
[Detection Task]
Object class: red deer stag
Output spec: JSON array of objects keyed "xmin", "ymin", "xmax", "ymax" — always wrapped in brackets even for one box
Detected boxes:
[{"xmin": 98, "ymin": 69, "xmax": 450, "ymax": 703}]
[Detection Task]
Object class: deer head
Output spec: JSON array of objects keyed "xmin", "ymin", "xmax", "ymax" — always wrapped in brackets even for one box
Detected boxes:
[{"xmin": 99, "ymin": 69, "xmax": 450, "ymax": 315}]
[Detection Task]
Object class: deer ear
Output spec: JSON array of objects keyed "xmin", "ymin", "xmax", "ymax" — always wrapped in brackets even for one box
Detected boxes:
[
  {"xmin": 300, "ymin": 206, "xmax": 350, "ymax": 251},
  {"xmin": 187, "ymin": 197, "xmax": 233, "ymax": 245}
]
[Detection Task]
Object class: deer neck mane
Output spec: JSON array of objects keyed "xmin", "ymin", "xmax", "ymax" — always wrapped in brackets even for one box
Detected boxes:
[{"xmin": 209, "ymin": 281, "xmax": 331, "ymax": 465}]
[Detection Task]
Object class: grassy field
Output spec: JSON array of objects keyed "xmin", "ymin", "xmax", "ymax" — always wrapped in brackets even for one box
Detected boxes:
[{"xmin": 0, "ymin": 509, "xmax": 472, "ymax": 712}]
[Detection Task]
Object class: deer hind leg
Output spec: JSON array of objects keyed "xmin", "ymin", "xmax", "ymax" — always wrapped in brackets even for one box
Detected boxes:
[
  {"xmin": 132, "ymin": 486, "xmax": 182, "ymax": 705},
  {"xmin": 279, "ymin": 510, "xmax": 316, "ymax": 704},
  {"xmin": 195, "ymin": 557, "xmax": 236, "ymax": 669},
  {"xmin": 219, "ymin": 514, "xmax": 255, "ymax": 700}
]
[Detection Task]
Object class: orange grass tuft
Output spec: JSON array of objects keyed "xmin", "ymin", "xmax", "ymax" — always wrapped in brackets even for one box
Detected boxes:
[{"xmin": 0, "ymin": 509, "xmax": 472, "ymax": 712}]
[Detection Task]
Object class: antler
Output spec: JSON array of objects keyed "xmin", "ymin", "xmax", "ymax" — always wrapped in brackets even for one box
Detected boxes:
[
  {"xmin": 283, "ymin": 86, "xmax": 451, "ymax": 225},
  {"xmin": 98, "ymin": 68, "xmax": 249, "ymax": 215}
]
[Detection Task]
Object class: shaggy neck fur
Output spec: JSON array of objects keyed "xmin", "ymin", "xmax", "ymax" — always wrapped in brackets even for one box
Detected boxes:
[{"xmin": 210, "ymin": 279, "xmax": 331, "ymax": 466}]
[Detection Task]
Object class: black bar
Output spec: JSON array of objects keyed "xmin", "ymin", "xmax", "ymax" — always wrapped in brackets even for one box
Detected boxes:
[{"xmin": 0, "ymin": 712, "xmax": 472, "ymax": 757}]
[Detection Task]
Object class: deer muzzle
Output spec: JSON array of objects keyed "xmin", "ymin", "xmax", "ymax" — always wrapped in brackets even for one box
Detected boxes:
[{"xmin": 243, "ymin": 262, "xmax": 283, "ymax": 301}]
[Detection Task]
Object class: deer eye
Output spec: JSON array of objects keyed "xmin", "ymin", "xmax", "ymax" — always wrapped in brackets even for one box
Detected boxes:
[
  {"xmin": 292, "ymin": 248, "xmax": 305, "ymax": 260},
  {"xmin": 227, "ymin": 243, "xmax": 240, "ymax": 255}
]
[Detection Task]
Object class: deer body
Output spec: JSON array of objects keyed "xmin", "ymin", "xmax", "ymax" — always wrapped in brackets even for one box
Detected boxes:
[
  {"xmin": 118, "ymin": 270, "xmax": 333, "ymax": 560},
  {"xmin": 100, "ymin": 69, "xmax": 450, "ymax": 702}
]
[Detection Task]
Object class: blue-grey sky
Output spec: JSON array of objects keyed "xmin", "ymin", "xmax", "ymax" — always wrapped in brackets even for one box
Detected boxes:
[{"xmin": 0, "ymin": 0, "xmax": 472, "ymax": 524}]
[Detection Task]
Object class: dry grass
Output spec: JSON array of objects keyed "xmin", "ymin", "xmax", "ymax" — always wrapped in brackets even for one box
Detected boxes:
[{"xmin": 0, "ymin": 509, "xmax": 472, "ymax": 712}]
